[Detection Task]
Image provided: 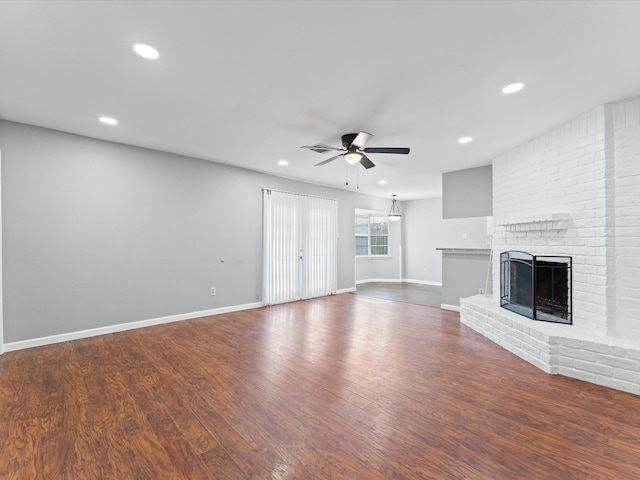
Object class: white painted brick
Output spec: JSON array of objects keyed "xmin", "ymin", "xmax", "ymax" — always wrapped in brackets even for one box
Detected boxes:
[
  {"xmin": 558, "ymin": 366, "xmax": 597, "ymax": 383},
  {"xmin": 595, "ymin": 377, "xmax": 640, "ymax": 395},
  {"xmin": 560, "ymin": 337, "xmax": 583, "ymax": 348},
  {"xmin": 520, "ymin": 341, "xmax": 542, "ymax": 359},
  {"xmin": 558, "ymin": 356, "xmax": 574, "ymax": 367},
  {"xmin": 539, "ymin": 351, "xmax": 553, "ymax": 365},
  {"xmin": 528, "ymin": 355, "xmax": 552, "ymax": 373},
  {"xmin": 560, "ymin": 346, "xmax": 597, "ymax": 362},
  {"xmin": 597, "ymin": 355, "xmax": 640, "ymax": 371},
  {"xmin": 507, "ymin": 336, "xmax": 521, "ymax": 349},
  {"xmin": 527, "ymin": 328, "xmax": 546, "ymax": 342},
  {"xmin": 463, "ymin": 101, "xmax": 640, "ymax": 397},
  {"xmin": 525, "ymin": 336, "xmax": 550, "ymax": 354},
  {"xmin": 512, "ymin": 346, "xmax": 538, "ymax": 365},
  {"xmin": 573, "ymin": 360, "xmax": 613, "ymax": 376},
  {"xmin": 494, "ymin": 330, "xmax": 507, "ymax": 342},
  {"xmin": 613, "ymin": 368, "xmax": 640, "ymax": 384},
  {"xmin": 610, "ymin": 345, "xmax": 628, "ymax": 357},
  {"xmin": 580, "ymin": 340, "xmax": 609, "ymax": 354}
]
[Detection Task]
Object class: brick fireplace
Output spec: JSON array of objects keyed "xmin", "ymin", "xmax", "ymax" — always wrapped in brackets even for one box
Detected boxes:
[{"xmin": 460, "ymin": 98, "xmax": 640, "ymax": 395}]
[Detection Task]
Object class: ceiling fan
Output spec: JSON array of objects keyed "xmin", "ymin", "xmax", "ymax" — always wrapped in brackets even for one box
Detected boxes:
[{"xmin": 301, "ymin": 132, "xmax": 410, "ymax": 169}]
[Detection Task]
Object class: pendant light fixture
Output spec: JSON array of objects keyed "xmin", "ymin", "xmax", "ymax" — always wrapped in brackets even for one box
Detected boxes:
[{"xmin": 388, "ymin": 194, "xmax": 402, "ymax": 222}]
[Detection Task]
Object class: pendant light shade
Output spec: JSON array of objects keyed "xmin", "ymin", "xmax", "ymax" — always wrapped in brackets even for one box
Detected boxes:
[{"xmin": 388, "ymin": 194, "xmax": 402, "ymax": 221}]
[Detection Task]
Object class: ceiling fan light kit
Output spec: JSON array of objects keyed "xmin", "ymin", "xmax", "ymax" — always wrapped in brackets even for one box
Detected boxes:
[
  {"xmin": 302, "ymin": 132, "xmax": 410, "ymax": 170},
  {"xmin": 344, "ymin": 149, "xmax": 362, "ymax": 164}
]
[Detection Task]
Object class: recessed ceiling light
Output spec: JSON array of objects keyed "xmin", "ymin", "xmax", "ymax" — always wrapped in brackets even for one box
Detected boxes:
[
  {"xmin": 133, "ymin": 43, "xmax": 159, "ymax": 59},
  {"xmin": 378, "ymin": 179, "xmax": 387, "ymax": 184},
  {"xmin": 99, "ymin": 116, "xmax": 118, "ymax": 126},
  {"xmin": 458, "ymin": 136, "xmax": 473, "ymax": 144},
  {"xmin": 502, "ymin": 82, "xmax": 524, "ymax": 94},
  {"xmin": 278, "ymin": 159, "xmax": 289, "ymax": 166}
]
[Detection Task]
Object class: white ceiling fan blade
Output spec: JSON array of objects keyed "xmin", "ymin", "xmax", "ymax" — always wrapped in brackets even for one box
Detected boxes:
[
  {"xmin": 314, "ymin": 154, "xmax": 344, "ymax": 166},
  {"xmin": 351, "ymin": 132, "xmax": 373, "ymax": 149}
]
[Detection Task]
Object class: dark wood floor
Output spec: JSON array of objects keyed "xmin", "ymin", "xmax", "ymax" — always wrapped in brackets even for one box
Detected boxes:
[
  {"xmin": 2, "ymin": 294, "xmax": 640, "ymax": 479},
  {"xmin": 353, "ymin": 281, "xmax": 442, "ymax": 308}
]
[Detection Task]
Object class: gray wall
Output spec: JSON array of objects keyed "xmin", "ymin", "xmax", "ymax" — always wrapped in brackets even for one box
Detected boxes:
[
  {"xmin": 403, "ymin": 197, "xmax": 489, "ymax": 283},
  {"xmin": 355, "ymin": 254, "xmax": 400, "ymax": 282},
  {"xmin": 441, "ymin": 251, "xmax": 491, "ymax": 306},
  {"xmin": 0, "ymin": 120, "xmax": 392, "ymax": 343},
  {"xmin": 442, "ymin": 164, "xmax": 492, "ymax": 219}
]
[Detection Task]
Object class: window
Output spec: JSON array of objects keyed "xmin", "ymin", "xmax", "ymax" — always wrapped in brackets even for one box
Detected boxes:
[{"xmin": 355, "ymin": 215, "xmax": 389, "ymax": 256}]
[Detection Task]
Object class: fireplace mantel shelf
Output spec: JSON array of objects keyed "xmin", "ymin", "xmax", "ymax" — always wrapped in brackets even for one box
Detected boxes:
[{"xmin": 495, "ymin": 213, "xmax": 570, "ymax": 231}]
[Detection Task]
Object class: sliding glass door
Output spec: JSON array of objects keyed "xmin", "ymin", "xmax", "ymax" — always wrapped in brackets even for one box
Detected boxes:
[{"xmin": 262, "ymin": 189, "xmax": 337, "ymax": 305}]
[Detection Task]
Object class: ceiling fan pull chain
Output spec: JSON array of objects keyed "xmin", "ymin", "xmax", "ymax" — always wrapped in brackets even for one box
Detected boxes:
[{"xmin": 345, "ymin": 164, "xmax": 349, "ymax": 186}]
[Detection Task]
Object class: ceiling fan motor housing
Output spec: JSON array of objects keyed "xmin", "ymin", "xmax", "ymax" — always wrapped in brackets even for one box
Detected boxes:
[{"xmin": 341, "ymin": 133, "xmax": 359, "ymax": 149}]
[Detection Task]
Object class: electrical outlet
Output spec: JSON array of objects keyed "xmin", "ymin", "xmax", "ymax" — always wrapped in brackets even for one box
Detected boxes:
[
  {"xmin": 210, "ymin": 287, "xmax": 216, "ymax": 296},
  {"xmin": 478, "ymin": 288, "xmax": 484, "ymax": 295}
]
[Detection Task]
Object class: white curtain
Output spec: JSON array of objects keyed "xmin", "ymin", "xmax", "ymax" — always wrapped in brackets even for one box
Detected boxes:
[{"xmin": 262, "ymin": 189, "xmax": 337, "ymax": 305}]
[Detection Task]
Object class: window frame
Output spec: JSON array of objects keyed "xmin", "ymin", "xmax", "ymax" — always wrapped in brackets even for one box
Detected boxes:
[{"xmin": 355, "ymin": 214, "xmax": 390, "ymax": 257}]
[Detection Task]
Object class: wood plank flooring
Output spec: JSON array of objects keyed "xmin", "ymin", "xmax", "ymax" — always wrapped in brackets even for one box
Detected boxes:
[
  {"xmin": 2, "ymin": 294, "xmax": 640, "ymax": 479},
  {"xmin": 352, "ymin": 282, "xmax": 442, "ymax": 308}
]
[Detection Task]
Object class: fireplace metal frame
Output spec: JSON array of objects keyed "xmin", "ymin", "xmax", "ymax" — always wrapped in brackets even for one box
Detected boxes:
[{"xmin": 500, "ymin": 251, "xmax": 572, "ymax": 325}]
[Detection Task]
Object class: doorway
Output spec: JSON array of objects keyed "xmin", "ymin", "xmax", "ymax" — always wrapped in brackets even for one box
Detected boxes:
[{"xmin": 262, "ymin": 189, "xmax": 337, "ymax": 305}]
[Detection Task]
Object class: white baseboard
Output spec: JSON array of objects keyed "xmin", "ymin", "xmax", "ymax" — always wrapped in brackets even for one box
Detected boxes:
[
  {"xmin": 355, "ymin": 278, "xmax": 442, "ymax": 286},
  {"xmin": 356, "ymin": 278, "xmax": 442, "ymax": 286},
  {"xmin": 337, "ymin": 287, "xmax": 357, "ymax": 293},
  {"xmin": 355, "ymin": 278, "xmax": 403, "ymax": 285},
  {"xmin": 402, "ymin": 279, "xmax": 442, "ymax": 286},
  {"xmin": 3, "ymin": 302, "xmax": 263, "ymax": 353},
  {"xmin": 440, "ymin": 303, "xmax": 461, "ymax": 312}
]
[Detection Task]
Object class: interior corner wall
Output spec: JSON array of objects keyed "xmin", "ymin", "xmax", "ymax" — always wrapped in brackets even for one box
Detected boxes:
[
  {"xmin": 612, "ymin": 98, "xmax": 640, "ymax": 338},
  {"xmin": 0, "ymin": 120, "xmax": 391, "ymax": 344},
  {"xmin": 403, "ymin": 197, "xmax": 489, "ymax": 283},
  {"xmin": 0, "ymin": 146, "xmax": 3, "ymax": 354},
  {"xmin": 442, "ymin": 165, "xmax": 492, "ymax": 219}
]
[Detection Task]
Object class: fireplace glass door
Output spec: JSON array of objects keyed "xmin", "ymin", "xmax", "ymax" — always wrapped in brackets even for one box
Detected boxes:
[{"xmin": 500, "ymin": 251, "xmax": 572, "ymax": 324}]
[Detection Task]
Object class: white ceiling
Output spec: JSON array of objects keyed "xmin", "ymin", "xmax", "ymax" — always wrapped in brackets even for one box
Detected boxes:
[{"xmin": 2, "ymin": 1, "xmax": 640, "ymax": 200}]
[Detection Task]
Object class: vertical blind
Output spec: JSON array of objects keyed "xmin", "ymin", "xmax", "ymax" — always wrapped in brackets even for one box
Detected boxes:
[{"xmin": 262, "ymin": 189, "xmax": 337, "ymax": 305}]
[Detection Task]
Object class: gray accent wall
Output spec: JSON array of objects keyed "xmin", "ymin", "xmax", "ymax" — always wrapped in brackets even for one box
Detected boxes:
[
  {"xmin": 440, "ymin": 250, "xmax": 491, "ymax": 306},
  {"xmin": 442, "ymin": 165, "xmax": 492, "ymax": 219},
  {"xmin": 403, "ymin": 197, "xmax": 489, "ymax": 283},
  {"xmin": 0, "ymin": 120, "xmax": 392, "ymax": 343}
]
